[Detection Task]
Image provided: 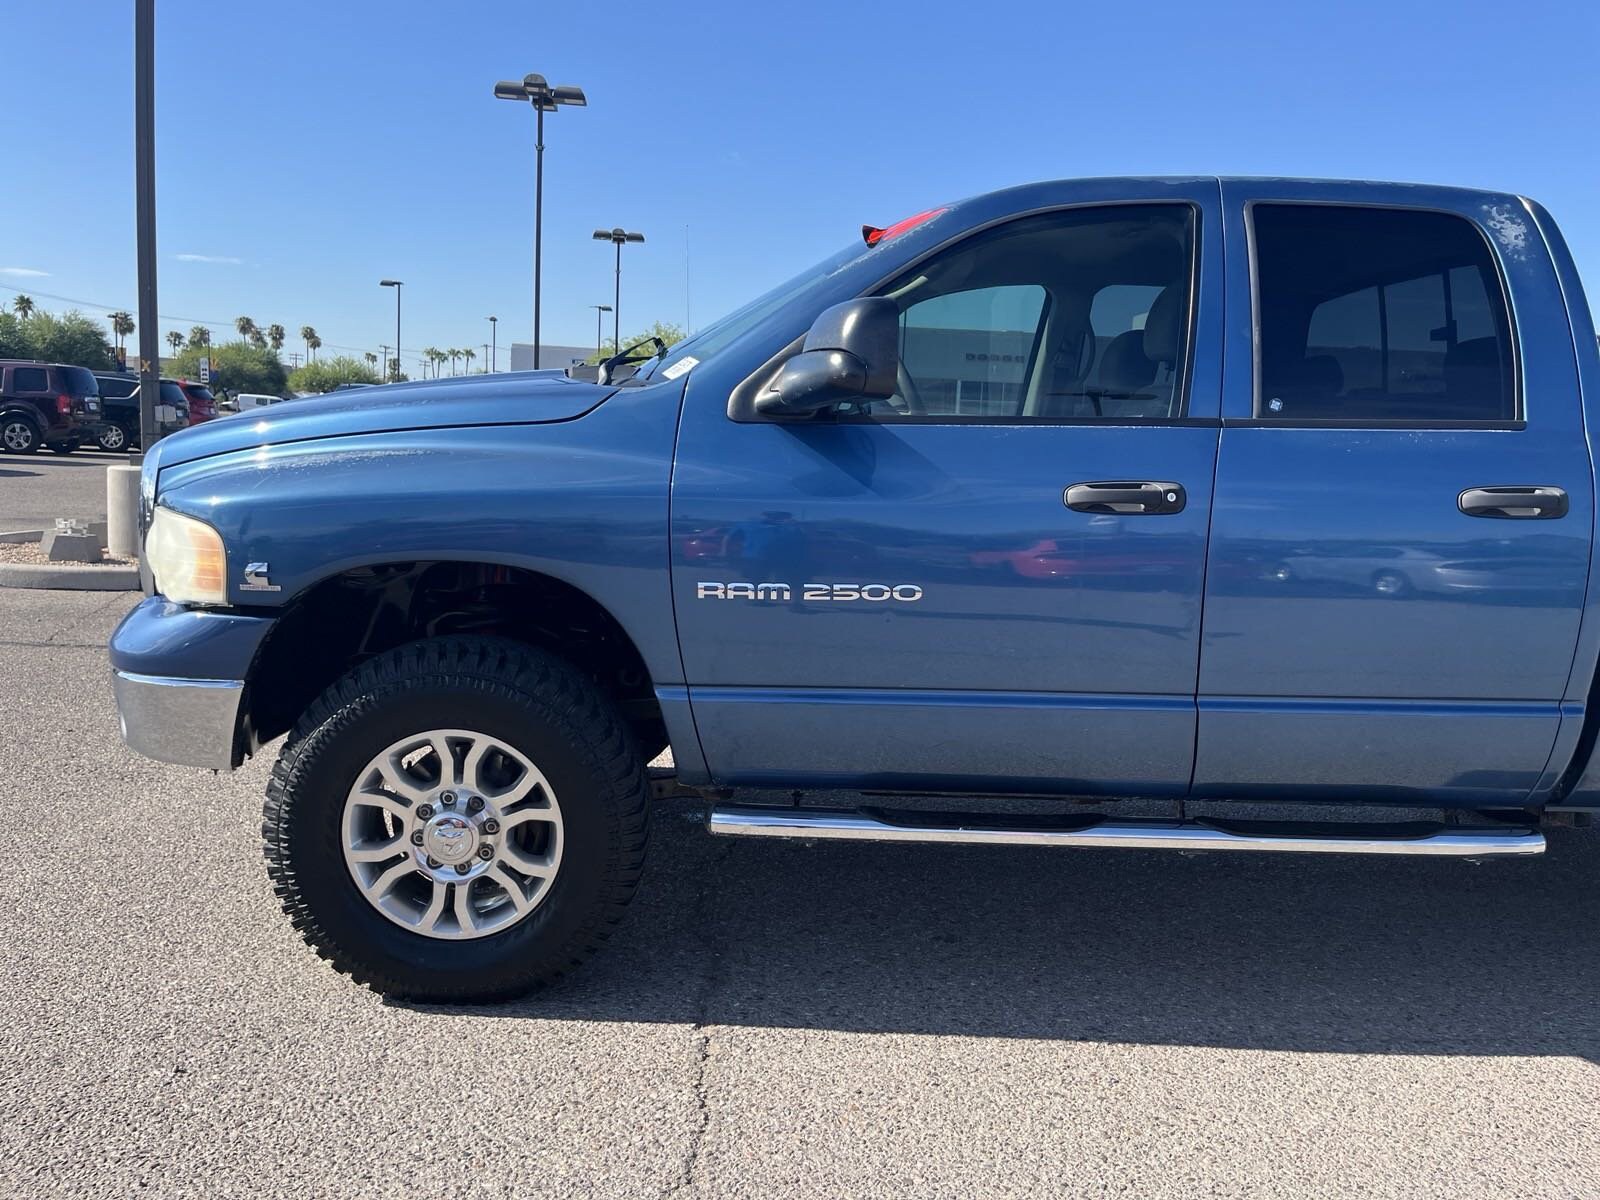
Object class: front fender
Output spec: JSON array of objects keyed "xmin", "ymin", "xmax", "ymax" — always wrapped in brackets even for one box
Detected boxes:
[{"xmin": 152, "ymin": 379, "xmax": 688, "ymax": 689}]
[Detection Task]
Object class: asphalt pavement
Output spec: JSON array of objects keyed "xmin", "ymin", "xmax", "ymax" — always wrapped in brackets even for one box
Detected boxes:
[
  {"xmin": 2, "ymin": 589, "xmax": 1599, "ymax": 1198},
  {"xmin": 0, "ymin": 447, "xmax": 121, "ymax": 531}
]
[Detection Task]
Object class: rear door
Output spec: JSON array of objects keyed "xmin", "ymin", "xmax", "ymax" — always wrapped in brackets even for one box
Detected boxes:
[
  {"xmin": 1196, "ymin": 182, "xmax": 1593, "ymax": 803},
  {"xmin": 671, "ymin": 183, "xmax": 1225, "ymax": 795}
]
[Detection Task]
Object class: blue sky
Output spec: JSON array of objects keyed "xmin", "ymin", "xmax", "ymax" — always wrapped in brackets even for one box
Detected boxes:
[{"xmin": 1, "ymin": 0, "xmax": 1596, "ymax": 372}]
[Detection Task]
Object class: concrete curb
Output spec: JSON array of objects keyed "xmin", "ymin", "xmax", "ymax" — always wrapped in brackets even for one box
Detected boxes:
[
  {"xmin": 0, "ymin": 529, "xmax": 44, "ymax": 544},
  {"xmin": 0, "ymin": 561, "xmax": 139, "ymax": 591}
]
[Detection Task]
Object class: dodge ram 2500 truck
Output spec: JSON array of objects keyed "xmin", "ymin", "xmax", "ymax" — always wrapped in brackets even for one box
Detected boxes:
[{"xmin": 111, "ymin": 177, "xmax": 1600, "ymax": 1001}]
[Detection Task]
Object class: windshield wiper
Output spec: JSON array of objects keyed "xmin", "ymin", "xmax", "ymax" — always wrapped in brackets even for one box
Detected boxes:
[{"xmin": 599, "ymin": 336, "xmax": 668, "ymax": 385}]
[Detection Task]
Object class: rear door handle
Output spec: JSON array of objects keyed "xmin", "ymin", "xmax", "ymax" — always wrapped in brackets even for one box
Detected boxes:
[
  {"xmin": 1064, "ymin": 481, "xmax": 1186, "ymax": 515},
  {"xmin": 1458, "ymin": 486, "xmax": 1569, "ymax": 520}
]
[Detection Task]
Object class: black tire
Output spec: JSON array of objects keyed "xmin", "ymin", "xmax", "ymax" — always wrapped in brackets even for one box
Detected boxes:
[
  {"xmin": 1, "ymin": 415, "xmax": 40, "ymax": 455},
  {"xmin": 262, "ymin": 636, "xmax": 650, "ymax": 1001},
  {"xmin": 97, "ymin": 423, "xmax": 132, "ymax": 452}
]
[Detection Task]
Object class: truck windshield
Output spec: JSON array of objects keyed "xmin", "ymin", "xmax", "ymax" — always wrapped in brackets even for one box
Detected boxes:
[{"xmin": 640, "ymin": 240, "xmax": 872, "ymax": 382}]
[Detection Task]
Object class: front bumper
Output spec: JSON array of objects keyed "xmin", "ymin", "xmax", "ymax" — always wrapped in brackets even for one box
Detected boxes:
[
  {"xmin": 110, "ymin": 596, "xmax": 277, "ymax": 770},
  {"xmin": 112, "ymin": 671, "xmax": 244, "ymax": 770}
]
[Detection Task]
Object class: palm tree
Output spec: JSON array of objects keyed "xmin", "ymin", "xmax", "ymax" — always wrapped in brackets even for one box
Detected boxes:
[
  {"xmin": 234, "ymin": 316, "xmax": 258, "ymax": 345},
  {"xmin": 12, "ymin": 295, "xmax": 34, "ymax": 319},
  {"xmin": 363, "ymin": 352, "xmax": 378, "ymax": 375},
  {"xmin": 266, "ymin": 324, "xmax": 286, "ymax": 352},
  {"xmin": 188, "ymin": 325, "xmax": 211, "ymax": 348},
  {"xmin": 109, "ymin": 311, "xmax": 135, "ymax": 354},
  {"xmin": 463, "ymin": 348, "xmax": 475, "ymax": 374},
  {"xmin": 432, "ymin": 349, "xmax": 448, "ymax": 378},
  {"xmin": 165, "ymin": 330, "xmax": 184, "ymax": 355},
  {"xmin": 300, "ymin": 325, "xmax": 318, "ymax": 361},
  {"xmin": 449, "ymin": 348, "xmax": 462, "ymax": 376},
  {"xmin": 307, "ymin": 332, "xmax": 323, "ymax": 359}
]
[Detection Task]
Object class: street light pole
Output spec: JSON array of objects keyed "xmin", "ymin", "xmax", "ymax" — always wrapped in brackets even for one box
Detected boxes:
[
  {"xmin": 380, "ymin": 280, "xmax": 402, "ymax": 380},
  {"xmin": 592, "ymin": 228, "xmax": 644, "ymax": 353},
  {"xmin": 487, "ymin": 315, "xmax": 498, "ymax": 372},
  {"xmin": 134, "ymin": 0, "xmax": 159, "ymax": 453},
  {"xmin": 494, "ymin": 74, "xmax": 586, "ymax": 370},
  {"xmin": 590, "ymin": 304, "xmax": 612, "ymax": 359}
]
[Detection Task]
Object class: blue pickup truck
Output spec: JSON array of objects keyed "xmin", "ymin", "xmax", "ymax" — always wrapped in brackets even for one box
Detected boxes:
[{"xmin": 112, "ymin": 177, "xmax": 1600, "ymax": 1000}]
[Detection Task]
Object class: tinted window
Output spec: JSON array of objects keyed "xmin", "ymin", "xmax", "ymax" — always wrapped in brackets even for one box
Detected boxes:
[
  {"xmin": 1253, "ymin": 205, "xmax": 1515, "ymax": 422},
  {"xmin": 59, "ymin": 366, "xmax": 98, "ymax": 397},
  {"xmin": 159, "ymin": 382, "xmax": 187, "ymax": 405},
  {"xmin": 184, "ymin": 386, "xmax": 216, "ymax": 404},
  {"xmin": 11, "ymin": 367, "xmax": 48, "ymax": 392},
  {"xmin": 855, "ymin": 205, "xmax": 1195, "ymax": 422},
  {"xmin": 96, "ymin": 376, "xmax": 138, "ymax": 399}
]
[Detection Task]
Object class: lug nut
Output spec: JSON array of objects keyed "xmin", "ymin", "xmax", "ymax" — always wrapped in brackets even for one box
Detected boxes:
[
  {"xmin": 482, "ymin": 819, "xmax": 500, "ymax": 835},
  {"xmin": 467, "ymin": 796, "xmax": 485, "ymax": 813},
  {"xmin": 440, "ymin": 792, "xmax": 456, "ymax": 807},
  {"xmin": 455, "ymin": 862, "xmax": 472, "ymax": 876},
  {"xmin": 416, "ymin": 805, "xmax": 434, "ymax": 821},
  {"xmin": 477, "ymin": 845, "xmax": 494, "ymax": 861},
  {"xmin": 410, "ymin": 831, "xmax": 425, "ymax": 846},
  {"xmin": 426, "ymin": 856, "xmax": 442, "ymax": 869}
]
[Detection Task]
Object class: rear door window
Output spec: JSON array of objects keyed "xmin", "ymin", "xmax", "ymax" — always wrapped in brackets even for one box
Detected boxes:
[
  {"xmin": 1252, "ymin": 204, "xmax": 1516, "ymax": 423},
  {"xmin": 59, "ymin": 366, "xmax": 99, "ymax": 397},
  {"xmin": 11, "ymin": 366, "xmax": 48, "ymax": 392}
]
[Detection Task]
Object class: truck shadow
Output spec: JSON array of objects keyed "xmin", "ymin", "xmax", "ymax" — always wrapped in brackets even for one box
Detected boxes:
[{"xmin": 444, "ymin": 800, "xmax": 1600, "ymax": 1061}]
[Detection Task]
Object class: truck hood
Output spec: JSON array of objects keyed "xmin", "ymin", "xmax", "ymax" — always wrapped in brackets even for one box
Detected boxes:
[{"xmin": 149, "ymin": 372, "xmax": 617, "ymax": 468}]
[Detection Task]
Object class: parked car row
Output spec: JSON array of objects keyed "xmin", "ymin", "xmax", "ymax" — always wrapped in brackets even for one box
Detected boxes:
[{"xmin": 0, "ymin": 360, "xmax": 221, "ymax": 454}]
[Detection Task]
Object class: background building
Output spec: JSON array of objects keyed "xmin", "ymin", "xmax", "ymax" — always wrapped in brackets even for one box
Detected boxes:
[{"xmin": 508, "ymin": 342, "xmax": 592, "ymax": 372}]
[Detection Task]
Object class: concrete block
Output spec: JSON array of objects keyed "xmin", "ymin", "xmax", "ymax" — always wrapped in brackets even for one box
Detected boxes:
[
  {"xmin": 87, "ymin": 520, "xmax": 109, "ymax": 549},
  {"xmin": 106, "ymin": 465, "xmax": 141, "ymax": 559},
  {"xmin": 41, "ymin": 531, "xmax": 102, "ymax": 563}
]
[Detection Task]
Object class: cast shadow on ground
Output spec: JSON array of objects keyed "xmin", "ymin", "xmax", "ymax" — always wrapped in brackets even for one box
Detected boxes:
[{"xmin": 419, "ymin": 800, "xmax": 1600, "ymax": 1061}]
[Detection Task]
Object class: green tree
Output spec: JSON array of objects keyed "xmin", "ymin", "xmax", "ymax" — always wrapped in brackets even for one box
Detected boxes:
[
  {"xmin": 266, "ymin": 323, "xmax": 286, "ymax": 352},
  {"xmin": 585, "ymin": 320, "xmax": 686, "ymax": 365},
  {"xmin": 299, "ymin": 325, "xmax": 318, "ymax": 361},
  {"xmin": 168, "ymin": 339, "xmax": 287, "ymax": 395},
  {"xmin": 12, "ymin": 295, "xmax": 34, "ymax": 319},
  {"xmin": 288, "ymin": 354, "xmax": 382, "ymax": 393},
  {"xmin": 0, "ymin": 308, "xmax": 116, "ymax": 368},
  {"xmin": 363, "ymin": 351, "xmax": 378, "ymax": 372},
  {"xmin": 188, "ymin": 325, "xmax": 211, "ymax": 348},
  {"xmin": 108, "ymin": 310, "xmax": 135, "ymax": 355},
  {"xmin": 234, "ymin": 316, "xmax": 258, "ymax": 348},
  {"xmin": 463, "ymin": 347, "xmax": 475, "ymax": 373},
  {"xmin": 165, "ymin": 330, "xmax": 184, "ymax": 355}
]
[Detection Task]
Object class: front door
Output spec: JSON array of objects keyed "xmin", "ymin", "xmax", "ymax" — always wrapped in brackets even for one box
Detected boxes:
[
  {"xmin": 1196, "ymin": 182, "xmax": 1594, "ymax": 803},
  {"xmin": 671, "ymin": 188, "xmax": 1224, "ymax": 795}
]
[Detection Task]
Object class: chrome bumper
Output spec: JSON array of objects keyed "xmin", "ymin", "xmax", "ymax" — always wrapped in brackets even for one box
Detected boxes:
[{"xmin": 112, "ymin": 670, "xmax": 243, "ymax": 770}]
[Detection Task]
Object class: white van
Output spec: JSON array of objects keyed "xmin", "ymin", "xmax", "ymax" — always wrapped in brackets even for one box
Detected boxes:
[{"xmin": 233, "ymin": 393, "xmax": 285, "ymax": 412}]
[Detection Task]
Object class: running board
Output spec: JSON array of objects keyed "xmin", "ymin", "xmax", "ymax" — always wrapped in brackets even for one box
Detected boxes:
[{"xmin": 706, "ymin": 805, "xmax": 1545, "ymax": 858}]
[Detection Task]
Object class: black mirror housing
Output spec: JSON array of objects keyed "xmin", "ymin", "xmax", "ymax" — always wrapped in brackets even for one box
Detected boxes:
[{"xmin": 756, "ymin": 297, "xmax": 899, "ymax": 415}]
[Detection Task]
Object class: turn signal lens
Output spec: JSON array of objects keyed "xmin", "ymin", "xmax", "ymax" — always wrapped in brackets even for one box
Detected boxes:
[{"xmin": 145, "ymin": 506, "xmax": 227, "ymax": 606}]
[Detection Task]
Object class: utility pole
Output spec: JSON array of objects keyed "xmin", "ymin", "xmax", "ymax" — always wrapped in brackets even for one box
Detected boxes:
[{"xmin": 133, "ymin": 0, "xmax": 159, "ymax": 453}]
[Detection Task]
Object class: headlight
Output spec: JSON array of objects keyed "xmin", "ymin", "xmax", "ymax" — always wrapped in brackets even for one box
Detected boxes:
[{"xmin": 145, "ymin": 507, "xmax": 227, "ymax": 606}]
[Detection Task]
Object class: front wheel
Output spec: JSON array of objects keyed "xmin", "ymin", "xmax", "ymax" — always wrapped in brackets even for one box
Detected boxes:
[
  {"xmin": 97, "ymin": 423, "xmax": 132, "ymax": 452},
  {"xmin": 1, "ymin": 416, "xmax": 39, "ymax": 454},
  {"xmin": 262, "ymin": 637, "xmax": 650, "ymax": 1001}
]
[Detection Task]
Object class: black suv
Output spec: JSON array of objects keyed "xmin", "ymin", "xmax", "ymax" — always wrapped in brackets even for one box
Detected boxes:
[
  {"xmin": 91, "ymin": 373, "xmax": 189, "ymax": 452},
  {"xmin": 0, "ymin": 360, "xmax": 100, "ymax": 454}
]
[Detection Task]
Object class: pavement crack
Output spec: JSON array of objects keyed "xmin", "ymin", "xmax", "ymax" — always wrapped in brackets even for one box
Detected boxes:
[{"xmin": 662, "ymin": 839, "xmax": 737, "ymax": 1199}]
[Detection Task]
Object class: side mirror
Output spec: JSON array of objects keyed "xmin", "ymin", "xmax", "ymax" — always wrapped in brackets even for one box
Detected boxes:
[{"xmin": 755, "ymin": 297, "xmax": 899, "ymax": 416}]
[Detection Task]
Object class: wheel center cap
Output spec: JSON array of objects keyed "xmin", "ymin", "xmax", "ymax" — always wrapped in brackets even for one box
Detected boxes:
[{"xmin": 422, "ymin": 814, "xmax": 477, "ymax": 864}]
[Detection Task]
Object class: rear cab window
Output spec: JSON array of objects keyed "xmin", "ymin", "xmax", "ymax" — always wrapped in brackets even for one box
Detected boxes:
[
  {"xmin": 1251, "ymin": 204, "xmax": 1517, "ymax": 424},
  {"xmin": 59, "ymin": 366, "xmax": 99, "ymax": 397}
]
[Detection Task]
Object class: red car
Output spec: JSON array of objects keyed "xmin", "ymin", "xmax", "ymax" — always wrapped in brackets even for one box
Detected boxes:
[{"xmin": 176, "ymin": 379, "xmax": 219, "ymax": 423}]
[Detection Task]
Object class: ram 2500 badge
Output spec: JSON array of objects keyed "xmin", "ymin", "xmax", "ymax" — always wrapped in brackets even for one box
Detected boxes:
[{"xmin": 112, "ymin": 177, "xmax": 1600, "ymax": 1000}]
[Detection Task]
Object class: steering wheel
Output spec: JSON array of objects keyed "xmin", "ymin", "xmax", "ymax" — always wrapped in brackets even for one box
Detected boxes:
[{"xmin": 891, "ymin": 362, "xmax": 928, "ymax": 415}]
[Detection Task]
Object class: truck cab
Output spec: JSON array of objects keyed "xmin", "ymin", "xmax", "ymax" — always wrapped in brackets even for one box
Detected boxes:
[{"xmin": 110, "ymin": 178, "xmax": 1600, "ymax": 1001}]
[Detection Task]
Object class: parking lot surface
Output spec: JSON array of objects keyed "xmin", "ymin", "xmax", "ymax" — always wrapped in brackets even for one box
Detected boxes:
[
  {"xmin": 3, "ymin": 589, "xmax": 1599, "ymax": 1197},
  {"xmin": 0, "ymin": 448, "xmax": 120, "ymax": 530}
]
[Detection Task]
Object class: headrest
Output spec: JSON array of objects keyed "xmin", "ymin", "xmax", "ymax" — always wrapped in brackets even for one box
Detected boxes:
[
  {"xmin": 1143, "ymin": 286, "xmax": 1186, "ymax": 365},
  {"xmin": 1099, "ymin": 329, "xmax": 1157, "ymax": 394}
]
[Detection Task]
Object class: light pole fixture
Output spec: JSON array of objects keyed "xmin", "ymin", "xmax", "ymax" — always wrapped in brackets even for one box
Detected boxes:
[
  {"xmin": 379, "ymin": 280, "xmax": 402, "ymax": 380},
  {"xmin": 487, "ymin": 315, "xmax": 498, "ymax": 372},
  {"xmin": 589, "ymin": 304, "xmax": 612, "ymax": 359},
  {"xmin": 494, "ymin": 72, "xmax": 586, "ymax": 369},
  {"xmin": 592, "ymin": 228, "xmax": 644, "ymax": 353}
]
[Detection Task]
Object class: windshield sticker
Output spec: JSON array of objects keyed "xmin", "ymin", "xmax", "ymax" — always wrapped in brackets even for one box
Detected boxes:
[{"xmin": 661, "ymin": 356, "xmax": 699, "ymax": 380}]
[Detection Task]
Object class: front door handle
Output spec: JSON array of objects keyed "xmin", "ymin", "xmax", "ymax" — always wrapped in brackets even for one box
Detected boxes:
[
  {"xmin": 1458, "ymin": 486, "xmax": 1569, "ymax": 520},
  {"xmin": 1064, "ymin": 481, "xmax": 1187, "ymax": 515}
]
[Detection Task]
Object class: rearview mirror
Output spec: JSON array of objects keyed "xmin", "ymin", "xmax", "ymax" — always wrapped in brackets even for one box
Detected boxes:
[{"xmin": 755, "ymin": 297, "xmax": 899, "ymax": 416}]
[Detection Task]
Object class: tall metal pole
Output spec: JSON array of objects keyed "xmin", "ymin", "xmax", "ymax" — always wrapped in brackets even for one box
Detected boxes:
[
  {"xmin": 489, "ymin": 316, "xmax": 497, "ymax": 373},
  {"xmin": 595, "ymin": 307, "xmax": 603, "ymax": 359},
  {"xmin": 613, "ymin": 240, "xmax": 622, "ymax": 353},
  {"xmin": 533, "ymin": 104, "xmax": 544, "ymax": 369},
  {"xmin": 393, "ymin": 284, "xmax": 401, "ymax": 381},
  {"xmin": 134, "ymin": 0, "xmax": 159, "ymax": 452}
]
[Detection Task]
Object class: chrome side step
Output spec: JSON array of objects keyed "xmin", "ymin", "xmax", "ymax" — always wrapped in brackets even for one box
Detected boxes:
[{"xmin": 707, "ymin": 805, "xmax": 1546, "ymax": 858}]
